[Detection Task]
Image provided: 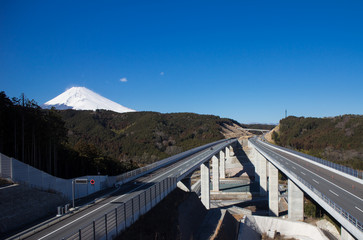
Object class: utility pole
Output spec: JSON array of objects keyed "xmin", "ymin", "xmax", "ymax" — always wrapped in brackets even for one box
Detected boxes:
[{"xmin": 285, "ymin": 109, "xmax": 287, "ymax": 118}]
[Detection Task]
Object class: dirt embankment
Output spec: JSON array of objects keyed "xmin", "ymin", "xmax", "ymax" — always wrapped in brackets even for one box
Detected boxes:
[
  {"xmin": 264, "ymin": 124, "xmax": 280, "ymax": 144},
  {"xmin": 220, "ymin": 123, "xmax": 252, "ymax": 140}
]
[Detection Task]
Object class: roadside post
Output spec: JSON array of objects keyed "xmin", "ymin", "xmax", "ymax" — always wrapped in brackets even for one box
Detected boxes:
[{"xmin": 72, "ymin": 178, "xmax": 88, "ymax": 208}]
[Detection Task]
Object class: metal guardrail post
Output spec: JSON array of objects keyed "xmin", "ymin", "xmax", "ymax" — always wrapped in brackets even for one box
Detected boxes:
[
  {"xmin": 93, "ymin": 220, "xmax": 96, "ymax": 240},
  {"xmin": 155, "ymin": 183, "xmax": 158, "ymax": 203},
  {"xmin": 105, "ymin": 214, "xmax": 108, "ymax": 240},
  {"xmin": 123, "ymin": 202, "xmax": 127, "ymax": 229},
  {"xmin": 132, "ymin": 198, "xmax": 135, "ymax": 224},
  {"xmin": 150, "ymin": 188, "xmax": 153, "ymax": 208},
  {"xmin": 115, "ymin": 208, "xmax": 118, "ymax": 234},
  {"xmin": 72, "ymin": 180, "xmax": 75, "ymax": 208}
]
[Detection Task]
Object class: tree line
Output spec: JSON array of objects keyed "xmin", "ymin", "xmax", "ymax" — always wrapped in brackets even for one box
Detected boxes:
[
  {"xmin": 272, "ymin": 115, "xmax": 363, "ymax": 170},
  {"xmin": 1, "ymin": 91, "xmax": 244, "ymax": 179},
  {"xmin": 0, "ymin": 91, "xmax": 136, "ymax": 178}
]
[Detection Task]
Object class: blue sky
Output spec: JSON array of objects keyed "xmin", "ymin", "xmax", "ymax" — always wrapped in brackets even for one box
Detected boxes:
[{"xmin": 1, "ymin": 1, "xmax": 362, "ymax": 124}]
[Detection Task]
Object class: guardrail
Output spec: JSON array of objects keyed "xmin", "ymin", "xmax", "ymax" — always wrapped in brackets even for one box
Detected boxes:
[
  {"xmin": 0, "ymin": 139, "xmax": 230, "ymax": 200},
  {"xmin": 250, "ymin": 139, "xmax": 363, "ymax": 236},
  {"xmin": 115, "ymin": 139, "xmax": 229, "ymax": 185},
  {"xmin": 261, "ymin": 139, "xmax": 363, "ymax": 179},
  {"xmin": 63, "ymin": 177, "xmax": 177, "ymax": 240}
]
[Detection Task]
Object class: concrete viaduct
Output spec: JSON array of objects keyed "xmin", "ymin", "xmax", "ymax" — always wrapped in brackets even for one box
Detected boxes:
[
  {"xmin": 246, "ymin": 137, "xmax": 362, "ymax": 240},
  {"xmin": 173, "ymin": 136, "xmax": 362, "ymax": 239},
  {"xmin": 4, "ymin": 137, "xmax": 362, "ymax": 239},
  {"xmin": 176, "ymin": 141, "xmax": 236, "ymax": 210}
]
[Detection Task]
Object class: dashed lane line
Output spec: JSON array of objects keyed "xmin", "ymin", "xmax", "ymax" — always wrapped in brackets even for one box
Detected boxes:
[
  {"xmin": 355, "ymin": 206, "xmax": 363, "ymax": 213},
  {"xmin": 313, "ymin": 179, "xmax": 319, "ymax": 184},
  {"xmin": 329, "ymin": 189, "xmax": 339, "ymax": 197}
]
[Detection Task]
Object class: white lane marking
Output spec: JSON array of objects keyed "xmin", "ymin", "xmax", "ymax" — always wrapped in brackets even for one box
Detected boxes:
[
  {"xmin": 301, "ymin": 171, "xmax": 306, "ymax": 175},
  {"xmin": 292, "ymin": 166, "xmax": 296, "ymax": 170},
  {"xmin": 285, "ymin": 162, "xmax": 289, "ymax": 165},
  {"xmin": 313, "ymin": 179, "xmax": 319, "ymax": 184},
  {"xmin": 355, "ymin": 206, "xmax": 363, "ymax": 213},
  {"xmin": 329, "ymin": 190, "xmax": 339, "ymax": 196},
  {"xmin": 258, "ymin": 143, "xmax": 363, "ymax": 202},
  {"xmin": 38, "ymin": 146, "xmax": 205, "ymax": 239}
]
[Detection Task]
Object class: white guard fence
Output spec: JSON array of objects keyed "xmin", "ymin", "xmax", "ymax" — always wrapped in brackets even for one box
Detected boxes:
[
  {"xmin": 0, "ymin": 153, "xmax": 111, "ymax": 200},
  {"xmin": 62, "ymin": 177, "xmax": 177, "ymax": 240}
]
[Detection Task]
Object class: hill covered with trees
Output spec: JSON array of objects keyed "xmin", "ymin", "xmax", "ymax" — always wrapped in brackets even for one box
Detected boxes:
[
  {"xmin": 58, "ymin": 110, "xmax": 240, "ymax": 168},
  {"xmin": 0, "ymin": 91, "xmax": 135, "ymax": 178},
  {"xmin": 271, "ymin": 115, "xmax": 363, "ymax": 170},
  {"xmin": 1, "ymin": 91, "xmax": 245, "ymax": 178}
]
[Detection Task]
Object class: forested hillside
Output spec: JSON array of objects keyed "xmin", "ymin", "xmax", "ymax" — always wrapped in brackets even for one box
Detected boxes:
[
  {"xmin": 0, "ymin": 91, "xmax": 243, "ymax": 178},
  {"xmin": 271, "ymin": 115, "xmax": 363, "ymax": 170},
  {"xmin": 0, "ymin": 92, "xmax": 135, "ymax": 178},
  {"xmin": 59, "ymin": 110, "xmax": 239, "ymax": 167}
]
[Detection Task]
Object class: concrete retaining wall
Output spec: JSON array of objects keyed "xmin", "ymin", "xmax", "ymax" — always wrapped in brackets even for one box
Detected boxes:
[
  {"xmin": 241, "ymin": 215, "xmax": 329, "ymax": 240},
  {"xmin": 0, "ymin": 154, "xmax": 110, "ymax": 200}
]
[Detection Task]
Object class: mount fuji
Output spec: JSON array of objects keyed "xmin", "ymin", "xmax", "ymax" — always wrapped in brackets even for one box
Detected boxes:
[{"xmin": 42, "ymin": 87, "xmax": 135, "ymax": 113}]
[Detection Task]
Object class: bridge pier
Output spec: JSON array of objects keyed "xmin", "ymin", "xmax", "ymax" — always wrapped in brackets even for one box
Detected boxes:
[
  {"xmin": 268, "ymin": 162, "xmax": 279, "ymax": 217},
  {"xmin": 341, "ymin": 226, "xmax": 356, "ymax": 240},
  {"xmin": 201, "ymin": 161, "xmax": 210, "ymax": 210},
  {"xmin": 288, "ymin": 179, "xmax": 304, "ymax": 221},
  {"xmin": 177, "ymin": 176, "xmax": 191, "ymax": 192},
  {"xmin": 219, "ymin": 150, "xmax": 225, "ymax": 179},
  {"xmin": 212, "ymin": 155, "xmax": 219, "ymax": 191},
  {"xmin": 259, "ymin": 153, "xmax": 267, "ymax": 196},
  {"xmin": 225, "ymin": 146, "xmax": 230, "ymax": 162},
  {"xmin": 252, "ymin": 147, "xmax": 260, "ymax": 183},
  {"xmin": 250, "ymin": 147, "xmax": 267, "ymax": 196}
]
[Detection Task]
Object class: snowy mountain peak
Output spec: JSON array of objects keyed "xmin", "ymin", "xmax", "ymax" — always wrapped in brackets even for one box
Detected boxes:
[{"xmin": 43, "ymin": 87, "xmax": 135, "ymax": 113}]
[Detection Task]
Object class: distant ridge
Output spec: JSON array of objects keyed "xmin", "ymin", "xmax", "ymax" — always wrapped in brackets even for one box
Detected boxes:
[{"xmin": 42, "ymin": 87, "xmax": 135, "ymax": 113}]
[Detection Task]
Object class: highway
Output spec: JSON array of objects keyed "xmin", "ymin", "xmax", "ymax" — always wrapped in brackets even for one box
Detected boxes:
[
  {"xmin": 250, "ymin": 138, "xmax": 363, "ymax": 225},
  {"xmin": 22, "ymin": 140, "xmax": 233, "ymax": 240}
]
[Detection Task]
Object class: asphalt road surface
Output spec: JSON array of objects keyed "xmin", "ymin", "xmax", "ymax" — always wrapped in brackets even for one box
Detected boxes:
[{"xmin": 23, "ymin": 140, "xmax": 230, "ymax": 240}]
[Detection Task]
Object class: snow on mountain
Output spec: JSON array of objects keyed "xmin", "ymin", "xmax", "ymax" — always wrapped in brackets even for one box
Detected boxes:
[{"xmin": 43, "ymin": 87, "xmax": 135, "ymax": 113}]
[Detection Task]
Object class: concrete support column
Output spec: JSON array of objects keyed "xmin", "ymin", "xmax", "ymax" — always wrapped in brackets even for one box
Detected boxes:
[
  {"xmin": 177, "ymin": 177, "xmax": 191, "ymax": 192},
  {"xmin": 253, "ymin": 148, "xmax": 260, "ymax": 183},
  {"xmin": 212, "ymin": 155, "xmax": 219, "ymax": 191},
  {"xmin": 219, "ymin": 150, "xmax": 225, "ymax": 179},
  {"xmin": 249, "ymin": 147, "xmax": 256, "ymax": 166},
  {"xmin": 268, "ymin": 162, "xmax": 279, "ymax": 216},
  {"xmin": 229, "ymin": 146, "xmax": 235, "ymax": 156},
  {"xmin": 201, "ymin": 162, "xmax": 210, "ymax": 210},
  {"xmin": 288, "ymin": 179, "xmax": 304, "ymax": 221},
  {"xmin": 225, "ymin": 146, "xmax": 230, "ymax": 160},
  {"xmin": 341, "ymin": 227, "xmax": 355, "ymax": 240},
  {"xmin": 258, "ymin": 153, "xmax": 267, "ymax": 196}
]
